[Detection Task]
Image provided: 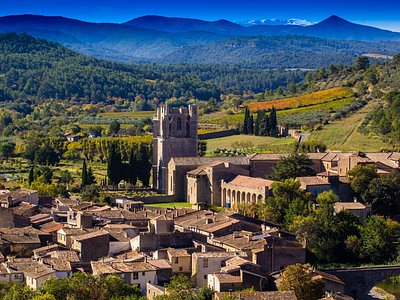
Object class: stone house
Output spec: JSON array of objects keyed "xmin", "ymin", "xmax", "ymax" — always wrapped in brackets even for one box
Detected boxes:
[
  {"xmin": 71, "ymin": 230, "xmax": 109, "ymax": 261},
  {"xmin": 147, "ymin": 283, "xmax": 165, "ymax": 300},
  {"xmin": 166, "ymin": 248, "xmax": 191, "ymax": 274},
  {"xmin": 297, "ymin": 176, "xmax": 332, "ymax": 198},
  {"xmin": 24, "ymin": 264, "xmax": 56, "ymax": 290},
  {"xmin": 91, "ymin": 260, "xmax": 157, "ymax": 293},
  {"xmin": 207, "ymin": 256, "xmax": 268, "ymax": 292},
  {"xmin": 56, "ymin": 228, "xmax": 92, "ymax": 248},
  {"xmin": 208, "ymin": 230, "xmax": 306, "ymax": 273},
  {"xmin": 192, "ymin": 252, "xmax": 242, "ymax": 287},
  {"xmin": 0, "ymin": 189, "xmax": 39, "ymax": 208},
  {"xmin": 214, "ymin": 291, "xmax": 297, "ymax": 300},
  {"xmin": 334, "ymin": 201, "xmax": 372, "ymax": 224}
]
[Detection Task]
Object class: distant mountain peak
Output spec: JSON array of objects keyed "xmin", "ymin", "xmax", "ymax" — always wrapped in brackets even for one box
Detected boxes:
[
  {"xmin": 238, "ymin": 18, "xmax": 315, "ymax": 27},
  {"xmin": 320, "ymin": 15, "xmax": 350, "ymax": 24}
]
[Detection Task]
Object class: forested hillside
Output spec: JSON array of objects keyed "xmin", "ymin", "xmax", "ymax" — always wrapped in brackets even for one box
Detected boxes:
[
  {"xmin": 1, "ymin": 15, "xmax": 400, "ymax": 67},
  {"xmin": 161, "ymin": 35, "xmax": 400, "ymax": 68},
  {"xmin": 0, "ymin": 33, "xmax": 305, "ymax": 103}
]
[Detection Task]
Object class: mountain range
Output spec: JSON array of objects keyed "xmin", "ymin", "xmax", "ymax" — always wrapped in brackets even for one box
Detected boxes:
[
  {"xmin": 0, "ymin": 14, "xmax": 399, "ymax": 68},
  {"xmin": 238, "ymin": 18, "xmax": 315, "ymax": 27}
]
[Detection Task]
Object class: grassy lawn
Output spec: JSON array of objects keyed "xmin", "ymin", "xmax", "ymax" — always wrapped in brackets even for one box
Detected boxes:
[
  {"xmin": 146, "ymin": 202, "xmax": 192, "ymax": 208},
  {"xmin": 309, "ymin": 100, "xmax": 390, "ymax": 152},
  {"xmin": 204, "ymin": 134, "xmax": 297, "ymax": 154}
]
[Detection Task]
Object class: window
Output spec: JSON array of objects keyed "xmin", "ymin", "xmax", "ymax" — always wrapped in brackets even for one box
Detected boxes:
[
  {"xmin": 142, "ymin": 272, "xmax": 145, "ymax": 276},
  {"xmin": 203, "ymin": 258, "xmax": 208, "ymax": 268},
  {"xmin": 132, "ymin": 272, "xmax": 138, "ymax": 280},
  {"xmin": 173, "ymin": 257, "xmax": 179, "ymax": 264},
  {"xmin": 179, "ymin": 267, "xmax": 183, "ymax": 272},
  {"xmin": 204, "ymin": 275, "xmax": 207, "ymax": 280}
]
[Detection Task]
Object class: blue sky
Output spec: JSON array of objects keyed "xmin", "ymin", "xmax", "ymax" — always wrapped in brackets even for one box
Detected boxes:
[{"xmin": 1, "ymin": 0, "xmax": 400, "ymax": 31}]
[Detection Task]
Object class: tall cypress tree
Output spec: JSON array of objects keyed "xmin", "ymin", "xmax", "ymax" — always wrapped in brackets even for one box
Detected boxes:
[
  {"xmin": 263, "ymin": 112, "xmax": 270, "ymax": 136},
  {"xmin": 86, "ymin": 167, "xmax": 96, "ymax": 185},
  {"xmin": 107, "ymin": 143, "xmax": 122, "ymax": 186},
  {"xmin": 137, "ymin": 144, "xmax": 151, "ymax": 187},
  {"xmin": 270, "ymin": 106, "xmax": 278, "ymax": 137},
  {"xmin": 128, "ymin": 147, "xmax": 138, "ymax": 187},
  {"xmin": 254, "ymin": 113, "xmax": 260, "ymax": 136},
  {"xmin": 249, "ymin": 114, "xmax": 254, "ymax": 135},
  {"xmin": 81, "ymin": 159, "xmax": 88, "ymax": 186},
  {"xmin": 243, "ymin": 107, "xmax": 250, "ymax": 134},
  {"xmin": 28, "ymin": 166, "xmax": 34, "ymax": 186}
]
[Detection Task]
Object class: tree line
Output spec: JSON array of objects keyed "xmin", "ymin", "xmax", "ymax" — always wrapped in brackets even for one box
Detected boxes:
[{"xmin": 242, "ymin": 107, "xmax": 278, "ymax": 136}]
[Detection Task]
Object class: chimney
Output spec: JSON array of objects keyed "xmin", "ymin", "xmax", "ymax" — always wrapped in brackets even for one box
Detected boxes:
[
  {"xmin": 144, "ymin": 256, "xmax": 147, "ymax": 263},
  {"xmin": 35, "ymin": 267, "xmax": 39, "ymax": 274}
]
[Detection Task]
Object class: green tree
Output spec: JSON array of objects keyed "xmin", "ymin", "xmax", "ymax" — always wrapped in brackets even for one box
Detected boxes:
[
  {"xmin": 157, "ymin": 274, "xmax": 194, "ymax": 300},
  {"xmin": 81, "ymin": 159, "xmax": 88, "ymax": 187},
  {"xmin": 270, "ymin": 153, "xmax": 315, "ymax": 181},
  {"xmin": 3, "ymin": 283, "xmax": 37, "ymax": 300},
  {"xmin": 32, "ymin": 294, "xmax": 56, "ymax": 300},
  {"xmin": 348, "ymin": 165, "xmax": 378, "ymax": 200},
  {"xmin": 243, "ymin": 107, "xmax": 251, "ymax": 134},
  {"xmin": 59, "ymin": 170, "xmax": 73, "ymax": 187},
  {"xmin": 0, "ymin": 141, "xmax": 15, "ymax": 161},
  {"xmin": 278, "ymin": 264, "xmax": 324, "ymax": 300},
  {"xmin": 355, "ymin": 55, "xmax": 370, "ymax": 71},
  {"xmin": 107, "ymin": 143, "xmax": 123, "ymax": 186},
  {"xmin": 28, "ymin": 166, "xmax": 34, "ymax": 186},
  {"xmin": 288, "ymin": 82, "xmax": 297, "ymax": 94},
  {"xmin": 101, "ymin": 275, "xmax": 142, "ymax": 299},
  {"xmin": 86, "ymin": 167, "xmax": 96, "ymax": 185},
  {"xmin": 127, "ymin": 148, "xmax": 138, "ymax": 186},
  {"xmin": 137, "ymin": 143, "xmax": 151, "ymax": 187},
  {"xmin": 363, "ymin": 173, "xmax": 400, "ymax": 216},
  {"xmin": 198, "ymin": 141, "xmax": 207, "ymax": 157},
  {"xmin": 108, "ymin": 120, "xmax": 121, "ymax": 136},
  {"xmin": 360, "ymin": 216, "xmax": 395, "ymax": 263}
]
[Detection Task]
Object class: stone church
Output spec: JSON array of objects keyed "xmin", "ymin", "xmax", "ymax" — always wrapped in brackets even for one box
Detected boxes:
[{"xmin": 153, "ymin": 104, "xmax": 400, "ymax": 208}]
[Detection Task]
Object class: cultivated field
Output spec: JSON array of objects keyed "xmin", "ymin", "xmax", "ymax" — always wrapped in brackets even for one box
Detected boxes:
[
  {"xmin": 245, "ymin": 87, "xmax": 353, "ymax": 111},
  {"xmin": 309, "ymin": 100, "xmax": 388, "ymax": 151}
]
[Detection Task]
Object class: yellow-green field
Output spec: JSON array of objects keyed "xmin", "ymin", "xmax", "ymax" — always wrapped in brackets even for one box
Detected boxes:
[
  {"xmin": 204, "ymin": 134, "xmax": 297, "ymax": 154},
  {"xmin": 98, "ymin": 111, "xmax": 155, "ymax": 118},
  {"xmin": 199, "ymin": 94, "xmax": 355, "ymax": 127},
  {"xmin": 146, "ymin": 202, "xmax": 192, "ymax": 208},
  {"xmin": 309, "ymin": 100, "xmax": 389, "ymax": 151}
]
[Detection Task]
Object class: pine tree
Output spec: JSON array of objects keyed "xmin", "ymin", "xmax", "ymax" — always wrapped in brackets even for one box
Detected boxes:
[
  {"xmin": 81, "ymin": 159, "xmax": 88, "ymax": 186},
  {"xmin": 137, "ymin": 144, "xmax": 151, "ymax": 187},
  {"xmin": 28, "ymin": 166, "xmax": 34, "ymax": 186}
]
